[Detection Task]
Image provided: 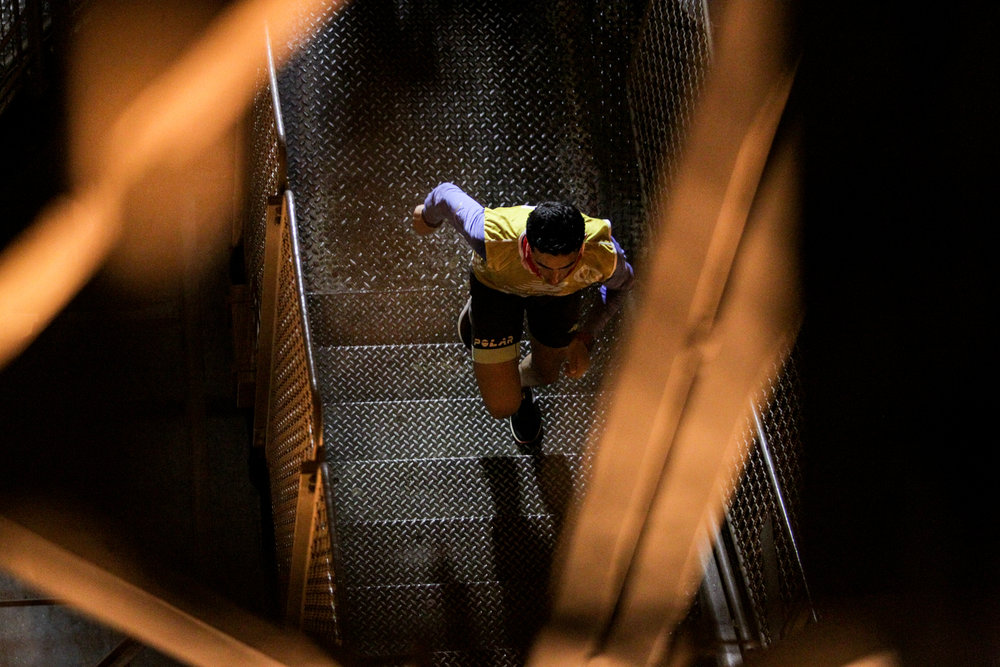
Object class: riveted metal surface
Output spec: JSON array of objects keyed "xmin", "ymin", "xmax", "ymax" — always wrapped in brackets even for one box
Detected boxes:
[{"xmin": 269, "ymin": 0, "xmax": 712, "ymax": 661}]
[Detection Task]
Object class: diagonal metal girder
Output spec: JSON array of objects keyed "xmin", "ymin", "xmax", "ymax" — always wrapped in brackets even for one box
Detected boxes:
[{"xmin": 529, "ymin": 1, "xmax": 801, "ymax": 663}]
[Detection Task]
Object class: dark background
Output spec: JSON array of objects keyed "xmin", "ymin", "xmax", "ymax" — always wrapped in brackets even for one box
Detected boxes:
[
  {"xmin": 795, "ymin": 3, "xmax": 997, "ymax": 664},
  {"xmin": 0, "ymin": 4, "xmax": 276, "ymax": 661}
]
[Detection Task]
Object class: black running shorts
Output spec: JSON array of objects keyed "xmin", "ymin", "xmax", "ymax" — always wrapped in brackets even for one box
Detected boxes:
[{"xmin": 468, "ymin": 271, "xmax": 582, "ymax": 364}]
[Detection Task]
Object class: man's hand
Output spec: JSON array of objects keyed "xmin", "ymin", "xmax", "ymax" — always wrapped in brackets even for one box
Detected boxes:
[
  {"xmin": 412, "ymin": 204, "xmax": 440, "ymax": 235},
  {"xmin": 564, "ymin": 336, "xmax": 591, "ymax": 379}
]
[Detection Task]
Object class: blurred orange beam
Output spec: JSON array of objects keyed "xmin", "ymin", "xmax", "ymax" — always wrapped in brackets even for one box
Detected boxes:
[
  {"xmin": 599, "ymin": 76, "xmax": 799, "ymax": 664},
  {"xmin": 0, "ymin": 514, "xmax": 340, "ymax": 666},
  {"xmin": 0, "ymin": 0, "xmax": 345, "ymax": 369},
  {"xmin": 528, "ymin": 1, "xmax": 799, "ymax": 663}
]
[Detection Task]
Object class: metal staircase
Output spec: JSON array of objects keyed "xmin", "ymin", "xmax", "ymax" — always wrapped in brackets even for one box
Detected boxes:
[{"xmin": 275, "ymin": 1, "xmax": 653, "ymax": 662}]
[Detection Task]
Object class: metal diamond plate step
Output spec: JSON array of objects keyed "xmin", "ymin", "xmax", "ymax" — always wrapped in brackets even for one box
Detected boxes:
[
  {"xmin": 420, "ymin": 648, "xmax": 524, "ymax": 667},
  {"xmin": 340, "ymin": 579, "xmax": 550, "ymax": 657},
  {"xmin": 323, "ymin": 392, "xmax": 604, "ymax": 462},
  {"xmin": 313, "ymin": 336, "xmax": 614, "ymax": 406},
  {"xmin": 327, "ymin": 455, "xmax": 581, "ymax": 525},
  {"xmin": 307, "ymin": 289, "xmax": 467, "ymax": 347},
  {"xmin": 346, "ymin": 571, "xmax": 547, "ymax": 651},
  {"xmin": 314, "ymin": 342, "xmax": 475, "ymax": 404},
  {"xmin": 335, "ymin": 515, "xmax": 560, "ymax": 589}
]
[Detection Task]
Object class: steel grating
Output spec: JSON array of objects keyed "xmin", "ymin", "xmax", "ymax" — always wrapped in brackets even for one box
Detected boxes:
[{"xmin": 272, "ymin": 0, "xmax": 709, "ymax": 662}]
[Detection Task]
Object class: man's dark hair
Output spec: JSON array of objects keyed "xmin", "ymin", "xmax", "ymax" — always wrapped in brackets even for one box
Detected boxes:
[{"xmin": 525, "ymin": 202, "xmax": 585, "ymax": 255}]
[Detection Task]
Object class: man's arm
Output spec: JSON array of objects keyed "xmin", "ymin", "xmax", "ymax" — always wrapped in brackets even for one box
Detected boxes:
[
  {"xmin": 412, "ymin": 182, "xmax": 487, "ymax": 258},
  {"xmin": 564, "ymin": 238, "xmax": 635, "ymax": 378},
  {"xmin": 576, "ymin": 237, "xmax": 635, "ymax": 346}
]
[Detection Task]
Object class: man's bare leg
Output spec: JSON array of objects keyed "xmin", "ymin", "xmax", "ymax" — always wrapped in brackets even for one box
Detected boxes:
[
  {"xmin": 473, "ymin": 339, "xmax": 562, "ymax": 446},
  {"xmin": 473, "ymin": 359, "xmax": 522, "ymax": 418}
]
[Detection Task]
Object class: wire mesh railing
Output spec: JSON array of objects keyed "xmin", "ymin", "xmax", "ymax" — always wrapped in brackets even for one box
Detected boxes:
[
  {"xmin": 626, "ymin": 2, "xmax": 812, "ymax": 660},
  {"xmin": 625, "ymin": 0, "xmax": 713, "ymax": 267},
  {"xmin": 727, "ymin": 348, "xmax": 814, "ymax": 646},
  {"xmin": 689, "ymin": 346, "xmax": 814, "ymax": 662}
]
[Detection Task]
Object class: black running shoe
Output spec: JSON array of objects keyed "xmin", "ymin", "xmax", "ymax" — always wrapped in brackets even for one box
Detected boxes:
[
  {"xmin": 458, "ymin": 298, "xmax": 472, "ymax": 351},
  {"xmin": 509, "ymin": 387, "xmax": 542, "ymax": 445}
]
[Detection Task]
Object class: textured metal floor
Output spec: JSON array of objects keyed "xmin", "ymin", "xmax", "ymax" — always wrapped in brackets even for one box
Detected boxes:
[{"xmin": 277, "ymin": 1, "xmax": 656, "ymax": 662}]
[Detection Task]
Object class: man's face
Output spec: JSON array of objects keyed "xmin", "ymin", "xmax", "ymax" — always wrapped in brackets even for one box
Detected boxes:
[{"xmin": 530, "ymin": 246, "xmax": 582, "ymax": 285}]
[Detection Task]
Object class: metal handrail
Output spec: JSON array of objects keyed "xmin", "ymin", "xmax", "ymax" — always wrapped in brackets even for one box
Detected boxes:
[
  {"xmin": 750, "ymin": 400, "xmax": 816, "ymax": 625},
  {"xmin": 283, "ymin": 190, "xmax": 324, "ymax": 463},
  {"xmin": 265, "ymin": 26, "xmax": 289, "ymax": 195},
  {"xmin": 257, "ymin": 26, "xmax": 335, "ymax": 635},
  {"xmin": 264, "ymin": 26, "xmax": 323, "ymax": 465}
]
